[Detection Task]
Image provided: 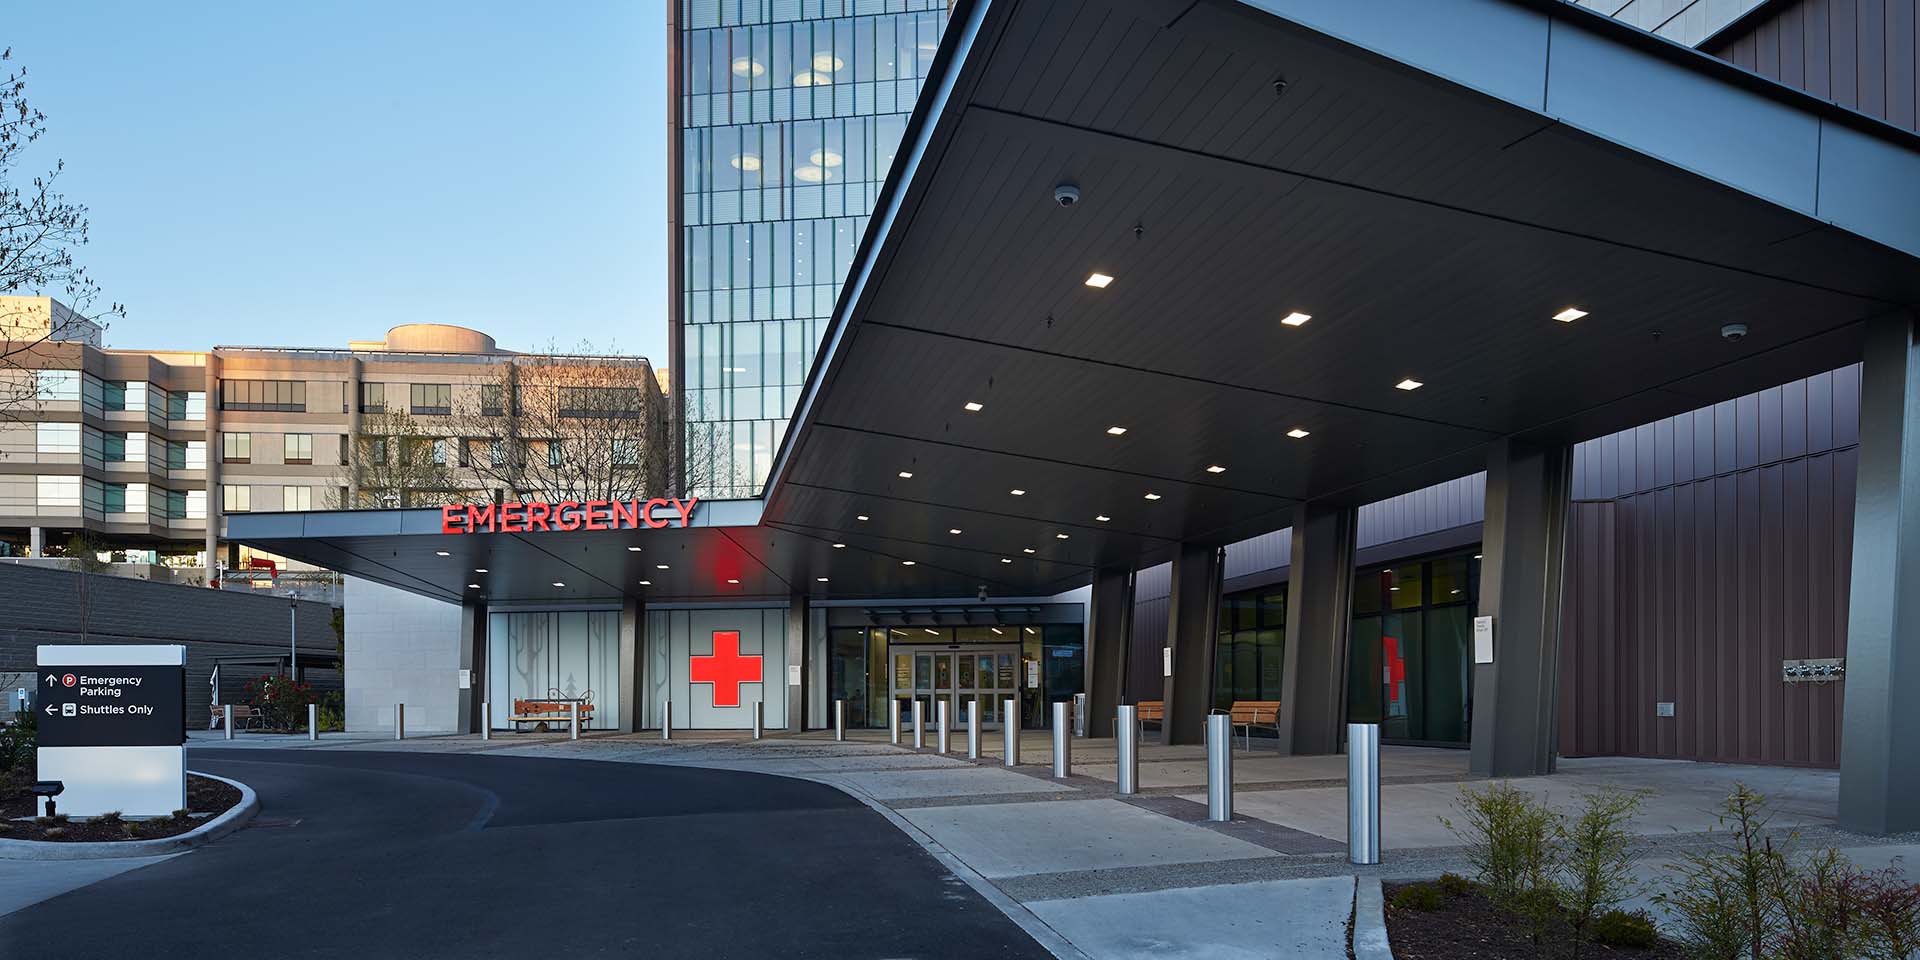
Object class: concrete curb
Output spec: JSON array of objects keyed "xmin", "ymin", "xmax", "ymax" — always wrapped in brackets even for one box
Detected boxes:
[
  {"xmin": 0, "ymin": 771, "xmax": 258, "ymax": 861},
  {"xmin": 1353, "ymin": 876, "xmax": 1394, "ymax": 960}
]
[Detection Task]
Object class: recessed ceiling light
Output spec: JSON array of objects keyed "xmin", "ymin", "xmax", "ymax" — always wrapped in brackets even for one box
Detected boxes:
[
  {"xmin": 1553, "ymin": 307, "xmax": 1588, "ymax": 323},
  {"xmin": 949, "ymin": 528, "xmax": 963, "ymax": 535},
  {"xmin": 1023, "ymin": 547, "xmax": 1036, "ymax": 554},
  {"xmin": 1473, "ymin": 553, "xmax": 1483, "ymax": 559},
  {"xmin": 1095, "ymin": 515, "xmax": 1110, "ymax": 522},
  {"xmin": 1084, "ymin": 272, "xmax": 1114, "ymax": 288},
  {"xmin": 474, "ymin": 568, "xmax": 488, "ymax": 573},
  {"xmin": 1000, "ymin": 558, "xmax": 1012, "ymax": 563},
  {"xmin": 1055, "ymin": 533, "xmax": 1070, "ymax": 540},
  {"xmin": 626, "ymin": 546, "xmax": 642, "ymax": 552},
  {"xmin": 435, "ymin": 550, "xmax": 450, "ymax": 557},
  {"xmin": 1143, "ymin": 492, "xmax": 1162, "ymax": 501},
  {"xmin": 902, "ymin": 560, "xmax": 915, "ymax": 566},
  {"xmin": 963, "ymin": 401, "xmax": 984, "ymax": 412},
  {"xmin": 1009, "ymin": 488, "xmax": 1026, "ymax": 496},
  {"xmin": 656, "ymin": 563, "xmax": 670, "ymax": 569},
  {"xmin": 1025, "ymin": 627, "xmax": 1037, "ymax": 635},
  {"xmin": 1205, "ymin": 465, "xmax": 1226, "ymax": 474},
  {"xmin": 552, "ymin": 581, "xmax": 566, "ymax": 587},
  {"xmin": 638, "ymin": 580, "xmax": 652, "ymax": 586},
  {"xmin": 816, "ymin": 577, "xmax": 829, "ymax": 582},
  {"xmin": 1106, "ymin": 426, "xmax": 1127, "ymax": 436},
  {"xmin": 727, "ymin": 578, "xmax": 740, "ymax": 584},
  {"xmin": 924, "ymin": 628, "xmax": 939, "ymax": 636},
  {"xmin": 857, "ymin": 514, "xmax": 870, "ymax": 521},
  {"xmin": 467, "ymin": 583, "xmax": 480, "ymax": 589},
  {"xmin": 832, "ymin": 542, "xmax": 846, "ymax": 549},
  {"xmin": 1395, "ymin": 378, "xmax": 1424, "ymax": 391},
  {"xmin": 897, "ymin": 470, "xmax": 914, "ymax": 479},
  {"xmin": 1281, "ymin": 311, "xmax": 1312, "ymax": 327},
  {"xmin": 991, "ymin": 627, "xmax": 1004, "ymax": 635},
  {"xmin": 1287, "ymin": 428, "xmax": 1311, "ymax": 439}
]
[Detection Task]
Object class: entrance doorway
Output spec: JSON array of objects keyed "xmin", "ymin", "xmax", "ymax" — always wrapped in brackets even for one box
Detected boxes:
[{"xmin": 889, "ymin": 644, "xmax": 1020, "ymax": 729}]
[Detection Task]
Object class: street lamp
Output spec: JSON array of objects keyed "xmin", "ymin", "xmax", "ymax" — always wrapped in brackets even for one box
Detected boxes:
[{"xmin": 288, "ymin": 590, "xmax": 298, "ymax": 683}]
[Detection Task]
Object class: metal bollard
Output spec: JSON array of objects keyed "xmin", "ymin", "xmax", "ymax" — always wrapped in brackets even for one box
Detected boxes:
[
  {"xmin": 752, "ymin": 700, "xmax": 764, "ymax": 740},
  {"xmin": 1002, "ymin": 697, "xmax": 1019, "ymax": 767},
  {"xmin": 308, "ymin": 702, "xmax": 318, "ymax": 742},
  {"xmin": 1348, "ymin": 722, "xmax": 1382, "ymax": 865},
  {"xmin": 889, "ymin": 698, "xmax": 902, "ymax": 745},
  {"xmin": 482, "ymin": 700, "xmax": 491, "ymax": 741},
  {"xmin": 662, "ymin": 701, "xmax": 673, "ymax": 741},
  {"xmin": 1206, "ymin": 713, "xmax": 1233, "ymax": 821},
  {"xmin": 912, "ymin": 699, "xmax": 925, "ymax": 749},
  {"xmin": 834, "ymin": 699, "xmax": 846, "ymax": 741},
  {"xmin": 570, "ymin": 701, "xmax": 581, "ymax": 741},
  {"xmin": 937, "ymin": 699, "xmax": 950, "ymax": 754},
  {"xmin": 223, "ymin": 704, "xmax": 234, "ymax": 740},
  {"xmin": 1051, "ymin": 701, "xmax": 1072, "ymax": 778},
  {"xmin": 1115, "ymin": 704, "xmax": 1139, "ymax": 795},
  {"xmin": 395, "ymin": 703, "xmax": 406, "ymax": 741},
  {"xmin": 966, "ymin": 699, "xmax": 981, "ymax": 760}
]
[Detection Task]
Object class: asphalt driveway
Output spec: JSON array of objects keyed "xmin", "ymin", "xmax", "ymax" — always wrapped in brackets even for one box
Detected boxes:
[{"xmin": 1, "ymin": 748, "xmax": 1052, "ymax": 959}]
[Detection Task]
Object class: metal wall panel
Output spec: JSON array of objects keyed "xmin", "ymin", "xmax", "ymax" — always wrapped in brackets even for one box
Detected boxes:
[
  {"xmin": 1707, "ymin": 0, "xmax": 1920, "ymax": 134},
  {"xmin": 1560, "ymin": 367, "xmax": 1860, "ymax": 767}
]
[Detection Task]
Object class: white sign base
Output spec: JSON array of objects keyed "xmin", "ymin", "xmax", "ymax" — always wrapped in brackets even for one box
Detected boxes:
[{"xmin": 37, "ymin": 745, "xmax": 186, "ymax": 818}]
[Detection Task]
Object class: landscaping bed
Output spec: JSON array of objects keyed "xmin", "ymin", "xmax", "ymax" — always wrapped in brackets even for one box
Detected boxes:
[
  {"xmin": 0, "ymin": 774, "xmax": 241, "ymax": 842},
  {"xmin": 1384, "ymin": 879, "xmax": 1682, "ymax": 960}
]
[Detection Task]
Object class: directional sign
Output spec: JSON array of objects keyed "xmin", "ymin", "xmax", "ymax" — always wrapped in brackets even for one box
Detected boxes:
[{"xmin": 36, "ymin": 664, "xmax": 186, "ymax": 748}]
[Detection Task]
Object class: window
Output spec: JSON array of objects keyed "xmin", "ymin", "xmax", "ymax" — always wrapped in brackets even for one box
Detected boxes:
[
  {"xmin": 489, "ymin": 439, "xmax": 506, "ymax": 467},
  {"xmin": 186, "ymin": 489, "xmax": 206, "ymax": 519},
  {"xmin": 360, "ymin": 382, "xmax": 387, "ymax": 413},
  {"xmin": 37, "ymin": 475, "xmax": 81, "ymax": 508},
  {"xmin": 1212, "ymin": 589, "xmax": 1288, "ymax": 714},
  {"xmin": 104, "ymin": 380, "xmax": 149, "ymax": 412},
  {"xmin": 409, "ymin": 383, "xmax": 452, "ymax": 415},
  {"xmin": 126, "ymin": 432, "xmax": 147, "ymax": 463},
  {"xmin": 369, "ymin": 438, "xmax": 388, "ymax": 466},
  {"xmin": 1349, "ymin": 549, "xmax": 1481, "ymax": 746},
  {"xmin": 33, "ymin": 370, "xmax": 80, "ymax": 402},
  {"xmin": 481, "ymin": 383, "xmax": 507, "ymax": 416},
  {"xmin": 282, "ymin": 485, "xmax": 313, "ymax": 511},
  {"xmin": 222, "ymin": 432, "xmax": 252, "ymax": 463},
  {"xmin": 546, "ymin": 440, "xmax": 563, "ymax": 468},
  {"xmin": 560, "ymin": 386, "xmax": 644, "ymax": 418},
  {"xmin": 104, "ymin": 482, "xmax": 147, "ymax": 515},
  {"xmin": 220, "ymin": 379, "xmax": 307, "ymax": 412},
  {"xmin": 339, "ymin": 434, "xmax": 349, "ymax": 466},
  {"xmin": 221, "ymin": 484, "xmax": 252, "ymax": 513},
  {"xmin": 612, "ymin": 438, "xmax": 640, "ymax": 466},
  {"xmin": 283, "ymin": 433, "xmax": 313, "ymax": 464},
  {"xmin": 431, "ymin": 439, "xmax": 450, "ymax": 466},
  {"xmin": 166, "ymin": 390, "xmax": 206, "ymax": 420},
  {"xmin": 186, "ymin": 440, "xmax": 206, "ymax": 470},
  {"xmin": 36, "ymin": 423, "xmax": 80, "ymax": 455}
]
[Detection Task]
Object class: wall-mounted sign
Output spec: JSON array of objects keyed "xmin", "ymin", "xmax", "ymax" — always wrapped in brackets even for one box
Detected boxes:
[
  {"xmin": 440, "ymin": 497, "xmax": 700, "ymax": 534},
  {"xmin": 1473, "ymin": 616, "xmax": 1495, "ymax": 664},
  {"xmin": 37, "ymin": 645, "xmax": 186, "ymax": 817},
  {"xmin": 1026, "ymin": 660, "xmax": 1040, "ymax": 689},
  {"xmin": 689, "ymin": 630, "xmax": 761, "ymax": 708}
]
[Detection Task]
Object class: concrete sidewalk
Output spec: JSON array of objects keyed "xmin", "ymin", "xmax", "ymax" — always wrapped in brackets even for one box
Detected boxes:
[{"xmin": 191, "ymin": 728, "xmax": 1920, "ymax": 959}]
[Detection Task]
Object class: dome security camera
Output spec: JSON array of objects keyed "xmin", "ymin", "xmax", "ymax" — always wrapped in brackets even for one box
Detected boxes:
[
  {"xmin": 976, "ymin": 585, "xmax": 989, "ymax": 602},
  {"xmin": 1053, "ymin": 183, "xmax": 1080, "ymax": 208},
  {"xmin": 1721, "ymin": 322, "xmax": 1749, "ymax": 343}
]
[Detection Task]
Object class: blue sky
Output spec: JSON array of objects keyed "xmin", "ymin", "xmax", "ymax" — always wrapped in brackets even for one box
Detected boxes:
[{"xmin": 6, "ymin": 1, "xmax": 670, "ymax": 364}]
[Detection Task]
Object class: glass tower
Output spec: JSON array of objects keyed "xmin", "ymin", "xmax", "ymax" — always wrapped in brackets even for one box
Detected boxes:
[{"xmin": 671, "ymin": 0, "xmax": 950, "ymax": 499}]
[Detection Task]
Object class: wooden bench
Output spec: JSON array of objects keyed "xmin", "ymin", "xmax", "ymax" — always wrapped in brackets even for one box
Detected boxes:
[
  {"xmin": 1213, "ymin": 700, "xmax": 1281, "ymax": 752},
  {"xmin": 210, "ymin": 704, "xmax": 263, "ymax": 731},
  {"xmin": 506, "ymin": 698, "xmax": 593, "ymax": 732},
  {"xmin": 1134, "ymin": 700, "xmax": 1164, "ymax": 728}
]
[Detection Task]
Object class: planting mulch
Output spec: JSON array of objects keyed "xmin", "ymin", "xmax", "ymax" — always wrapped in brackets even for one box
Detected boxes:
[
  {"xmin": 1384, "ymin": 881, "xmax": 1685, "ymax": 960},
  {"xmin": 0, "ymin": 774, "xmax": 242, "ymax": 843}
]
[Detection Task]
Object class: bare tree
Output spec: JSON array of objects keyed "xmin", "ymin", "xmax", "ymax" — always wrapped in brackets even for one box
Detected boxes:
[
  {"xmin": 331, "ymin": 410, "xmax": 459, "ymax": 508},
  {"xmin": 448, "ymin": 345, "xmax": 669, "ymax": 502},
  {"xmin": 0, "ymin": 48, "xmax": 122, "ymax": 417}
]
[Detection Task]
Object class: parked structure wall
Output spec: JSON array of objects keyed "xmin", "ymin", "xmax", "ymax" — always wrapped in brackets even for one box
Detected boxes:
[{"xmin": 343, "ymin": 576, "xmax": 462, "ymax": 734}]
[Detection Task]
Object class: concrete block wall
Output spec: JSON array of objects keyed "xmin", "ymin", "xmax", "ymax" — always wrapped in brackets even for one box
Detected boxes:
[{"xmin": 343, "ymin": 577, "xmax": 462, "ymax": 734}]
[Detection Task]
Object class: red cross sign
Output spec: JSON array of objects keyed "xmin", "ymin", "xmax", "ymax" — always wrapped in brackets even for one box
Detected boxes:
[{"xmin": 689, "ymin": 630, "xmax": 763, "ymax": 708}]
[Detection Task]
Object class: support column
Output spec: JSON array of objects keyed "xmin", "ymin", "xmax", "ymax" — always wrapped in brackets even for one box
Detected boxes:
[
  {"xmin": 1840, "ymin": 310, "xmax": 1920, "ymax": 836},
  {"xmin": 786, "ymin": 593, "xmax": 809, "ymax": 731},
  {"xmin": 28, "ymin": 526, "xmax": 44, "ymax": 558},
  {"xmin": 1469, "ymin": 438, "xmax": 1573, "ymax": 778},
  {"xmin": 619, "ymin": 595, "xmax": 644, "ymax": 733},
  {"xmin": 1279, "ymin": 502, "xmax": 1357, "ymax": 755},
  {"xmin": 458, "ymin": 598, "xmax": 487, "ymax": 735},
  {"xmin": 1161, "ymin": 544, "xmax": 1223, "ymax": 745},
  {"xmin": 1086, "ymin": 567, "xmax": 1134, "ymax": 738}
]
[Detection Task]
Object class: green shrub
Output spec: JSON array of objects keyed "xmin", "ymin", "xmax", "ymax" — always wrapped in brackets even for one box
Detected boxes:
[
  {"xmin": 0, "ymin": 708, "xmax": 36, "ymax": 775},
  {"xmin": 34, "ymin": 813, "xmax": 68, "ymax": 827},
  {"xmin": 1592, "ymin": 909, "xmax": 1659, "ymax": 949},
  {"xmin": 1560, "ymin": 788, "xmax": 1648, "ymax": 958},
  {"xmin": 1443, "ymin": 782, "xmax": 1561, "ymax": 908},
  {"xmin": 1391, "ymin": 883, "xmax": 1444, "ymax": 912},
  {"xmin": 1852, "ymin": 866, "xmax": 1920, "ymax": 960},
  {"xmin": 93, "ymin": 810, "xmax": 123, "ymax": 828},
  {"xmin": 170, "ymin": 808, "xmax": 191, "ymax": 822},
  {"xmin": 1437, "ymin": 872, "xmax": 1474, "ymax": 898},
  {"xmin": 1657, "ymin": 785, "xmax": 1787, "ymax": 960},
  {"xmin": 122, "ymin": 821, "xmax": 142, "ymax": 838}
]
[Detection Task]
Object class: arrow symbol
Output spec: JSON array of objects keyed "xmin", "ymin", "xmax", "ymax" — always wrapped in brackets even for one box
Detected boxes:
[
  {"xmin": 44, "ymin": 674, "xmax": 57, "ymax": 686},
  {"xmin": 44, "ymin": 705, "xmax": 55, "ymax": 716}
]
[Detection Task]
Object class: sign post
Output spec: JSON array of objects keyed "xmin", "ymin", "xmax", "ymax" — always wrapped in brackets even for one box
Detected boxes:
[{"xmin": 35, "ymin": 645, "xmax": 187, "ymax": 817}]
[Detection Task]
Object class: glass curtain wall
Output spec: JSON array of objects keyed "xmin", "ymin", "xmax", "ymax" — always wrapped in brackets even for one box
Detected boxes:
[
  {"xmin": 1349, "ymin": 550, "xmax": 1480, "ymax": 745},
  {"xmin": 826, "ymin": 623, "xmax": 1082, "ymax": 729},
  {"xmin": 486, "ymin": 610, "xmax": 622, "ymax": 730},
  {"xmin": 1212, "ymin": 588, "xmax": 1287, "ymax": 712},
  {"xmin": 678, "ymin": 1, "xmax": 949, "ymax": 497}
]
